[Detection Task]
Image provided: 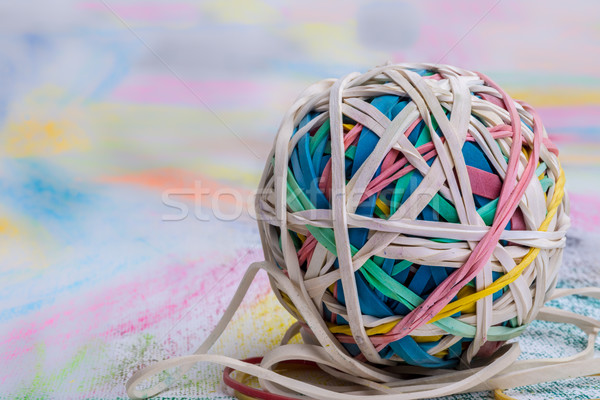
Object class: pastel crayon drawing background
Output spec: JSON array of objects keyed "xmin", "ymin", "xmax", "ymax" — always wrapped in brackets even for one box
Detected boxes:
[{"xmin": 1, "ymin": 1, "xmax": 599, "ymax": 399}]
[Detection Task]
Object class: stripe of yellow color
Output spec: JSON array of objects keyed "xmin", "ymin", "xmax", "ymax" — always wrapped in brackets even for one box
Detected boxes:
[
  {"xmin": 3, "ymin": 119, "xmax": 87, "ymax": 157},
  {"xmin": 0, "ymin": 217, "xmax": 19, "ymax": 236},
  {"xmin": 509, "ymin": 88, "xmax": 600, "ymax": 106}
]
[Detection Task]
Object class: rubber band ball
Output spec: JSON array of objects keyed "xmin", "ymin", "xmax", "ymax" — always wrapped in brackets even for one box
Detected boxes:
[{"xmin": 255, "ymin": 63, "xmax": 569, "ymax": 369}]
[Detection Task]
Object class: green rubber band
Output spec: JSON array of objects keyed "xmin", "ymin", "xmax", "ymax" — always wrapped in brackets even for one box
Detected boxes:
[
  {"xmin": 391, "ymin": 260, "xmax": 413, "ymax": 276},
  {"xmin": 309, "ymin": 119, "xmax": 330, "ymax": 155}
]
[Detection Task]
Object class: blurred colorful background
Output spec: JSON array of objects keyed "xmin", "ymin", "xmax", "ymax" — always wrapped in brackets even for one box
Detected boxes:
[{"xmin": 1, "ymin": 1, "xmax": 599, "ymax": 399}]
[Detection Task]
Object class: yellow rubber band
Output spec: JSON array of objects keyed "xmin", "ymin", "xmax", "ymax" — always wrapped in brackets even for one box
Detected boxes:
[
  {"xmin": 376, "ymin": 197, "xmax": 390, "ymax": 216},
  {"xmin": 494, "ymin": 389, "xmax": 516, "ymax": 400},
  {"xmin": 429, "ymin": 167, "xmax": 566, "ymax": 323},
  {"xmin": 328, "ymin": 320, "xmax": 397, "ymax": 335}
]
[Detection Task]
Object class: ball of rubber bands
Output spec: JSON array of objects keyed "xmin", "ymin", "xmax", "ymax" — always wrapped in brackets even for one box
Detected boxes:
[
  {"xmin": 128, "ymin": 63, "xmax": 600, "ymax": 400},
  {"xmin": 255, "ymin": 62, "xmax": 569, "ymax": 370}
]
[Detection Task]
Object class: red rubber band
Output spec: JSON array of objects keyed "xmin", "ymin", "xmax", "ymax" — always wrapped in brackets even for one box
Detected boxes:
[{"xmin": 223, "ymin": 357, "xmax": 317, "ymax": 400}]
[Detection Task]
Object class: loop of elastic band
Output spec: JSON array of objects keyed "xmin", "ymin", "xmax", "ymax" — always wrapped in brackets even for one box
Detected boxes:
[{"xmin": 125, "ymin": 259, "xmax": 600, "ymax": 400}]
